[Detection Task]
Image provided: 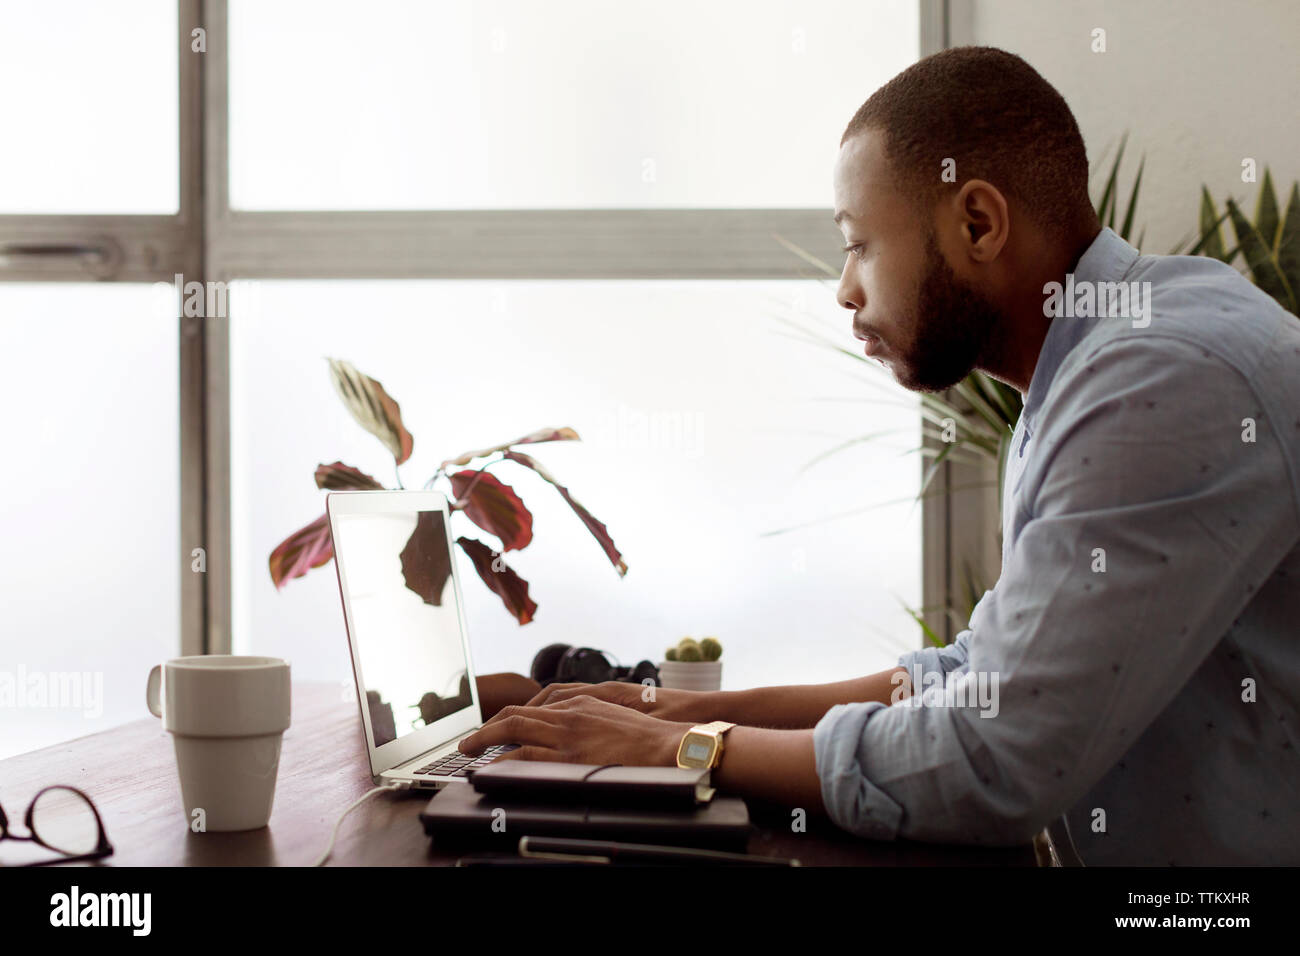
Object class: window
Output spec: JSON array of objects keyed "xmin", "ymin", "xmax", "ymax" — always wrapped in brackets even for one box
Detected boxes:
[
  {"xmin": 0, "ymin": 1, "xmax": 177, "ymax": 213},
  {"xmin": 228, "ymin": 0, "xmax": 914, "ymax": 210},
  {"xmin": 0, "ymin": 286, "xmax": 179, "ymax": 758},
  {"xmin": 229, "ymin": 279, "xmax": 922, "ymax": 689},
  {"xmin": 1, "ymin": 1, "xmax": 934, "ymax": 758}
]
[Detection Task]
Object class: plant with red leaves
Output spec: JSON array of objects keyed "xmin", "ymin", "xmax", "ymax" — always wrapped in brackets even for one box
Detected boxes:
[{"xmin": 268, "ymin": 358, "xmax": 626, "ymax": 624}]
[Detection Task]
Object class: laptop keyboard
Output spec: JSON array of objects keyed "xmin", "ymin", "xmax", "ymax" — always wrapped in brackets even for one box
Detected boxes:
[{"xmin": 412, "ymin": 744, "xmax": 520, "ymax": 777}]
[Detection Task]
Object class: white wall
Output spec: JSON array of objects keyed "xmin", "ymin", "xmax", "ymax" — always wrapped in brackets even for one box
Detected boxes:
[{"xmin": 958, "ymin": 0, "xmax": 1300, "ymax": 254}]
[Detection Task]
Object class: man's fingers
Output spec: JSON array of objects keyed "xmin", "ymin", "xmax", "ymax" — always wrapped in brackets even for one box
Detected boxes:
[
  {"xmin": 538, "ymin": 686, "xmax": 580, "ymax": 705},
  {"xmin": 509, "ymin": 684, "xmax": 592, "ymax": 715},
  {"xmin": 459, "ymin": 711, "xmax": 562, "ymax": 755},
  {"xmin": 480, "ymin": 700, "xmax": 567, "ymax": 730},
  {"xmin": 522, "ymin": 688, "xmax": 554, "ymax": 708},
  {"xmin": 522, "ymin": 682, "xmax": 577, "ymax": 708},
  {"xmin": 538, "ymin": 692, "xmax": 585, "ymax": 708},
  {"xmin": 536, "ymin": 683, "xmax": 595, "ymax": 707},
  {"xmin": 488, "ymin": 745, "xmax": 550, "ymax": 763}
]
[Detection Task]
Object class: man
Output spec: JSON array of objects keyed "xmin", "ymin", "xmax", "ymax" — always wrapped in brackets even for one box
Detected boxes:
[{"xmin": 460, "ymin": 47, "xmax": 1300, "ymax": 865}]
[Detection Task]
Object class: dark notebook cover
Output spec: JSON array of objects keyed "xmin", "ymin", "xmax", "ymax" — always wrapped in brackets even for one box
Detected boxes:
[
  {"xmin": 420, "ymin": 784, "xmax": 752, "ymax": 852},
  {"xmin": 468, "ymin": 760, "xmax": 716, "ymax": 809}
]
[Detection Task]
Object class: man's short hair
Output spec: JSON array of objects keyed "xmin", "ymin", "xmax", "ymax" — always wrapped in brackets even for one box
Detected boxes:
[{"xmin": 841, "ymin": 46, "xmax": 1098, "ymax": 240}]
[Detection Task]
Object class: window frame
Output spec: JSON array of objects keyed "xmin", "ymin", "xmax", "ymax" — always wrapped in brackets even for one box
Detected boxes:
[{"xmin": 0, "ymin": 0, "xmax": 968, "ymax": 655}]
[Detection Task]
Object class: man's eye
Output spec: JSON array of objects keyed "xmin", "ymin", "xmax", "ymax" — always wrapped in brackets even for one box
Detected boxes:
[{"xmin": 842, "ymin": 243, "xmax": 866, "ymax": 260}]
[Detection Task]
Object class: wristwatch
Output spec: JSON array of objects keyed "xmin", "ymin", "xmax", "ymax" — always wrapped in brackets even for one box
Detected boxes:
[{"xmin": 675, "ymin": 720, "xmax": 736, "ymax": 770}]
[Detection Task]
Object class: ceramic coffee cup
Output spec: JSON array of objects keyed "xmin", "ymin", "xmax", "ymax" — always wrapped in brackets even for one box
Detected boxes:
[{"xmin": 146, "ymin": 656, "xmax": 290, "ymax": 832}]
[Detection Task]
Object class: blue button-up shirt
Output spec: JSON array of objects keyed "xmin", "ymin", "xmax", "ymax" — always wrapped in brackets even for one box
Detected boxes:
[{"xmin": 813, "ymin": 227, "xmax": 1300, "ymax": 865}]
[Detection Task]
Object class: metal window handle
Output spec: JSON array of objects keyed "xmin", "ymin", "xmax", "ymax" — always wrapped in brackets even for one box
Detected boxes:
[{"xmin": 0, "ymin": 237, "xmax": 124, "ymax": 279}]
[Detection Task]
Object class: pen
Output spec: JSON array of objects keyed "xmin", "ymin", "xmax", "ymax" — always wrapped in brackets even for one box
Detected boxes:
[{"xmin": 454, "ymin": 855, "xmax": 595, "ymax": 867}]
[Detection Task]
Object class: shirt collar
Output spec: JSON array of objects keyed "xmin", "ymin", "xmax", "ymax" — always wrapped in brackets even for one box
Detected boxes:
[{"xmin": 1019, "ymin": 227, "xmax": 1140, "ymax": 438}]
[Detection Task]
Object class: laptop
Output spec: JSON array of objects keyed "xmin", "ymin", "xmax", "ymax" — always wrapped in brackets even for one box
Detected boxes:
[{"xmin": 327, "ymin": 489, "xmax": 517, "ymax": 790}]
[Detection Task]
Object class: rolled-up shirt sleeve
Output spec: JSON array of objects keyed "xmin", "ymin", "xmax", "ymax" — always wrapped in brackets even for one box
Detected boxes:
[
  {"xmin": 895, "ymin": 590, "xmax": 993, "ymax": 690},
  {"xmin": 899, "ymin": 634, "xmax": 970, "ymax": 682},
  {"xmin": 813, "ymin": 337, "xmax": 1298, "ymax": 845}
]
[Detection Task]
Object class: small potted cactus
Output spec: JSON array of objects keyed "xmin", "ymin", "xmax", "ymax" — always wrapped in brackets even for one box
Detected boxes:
[{"xmin": 658, "ymin": 636, "xmax": 723, "ymax": 692}]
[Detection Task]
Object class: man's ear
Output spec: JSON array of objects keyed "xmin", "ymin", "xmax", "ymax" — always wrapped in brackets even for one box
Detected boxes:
[{"xmin": 951, "ymin": 179, "xmax": 1010, "ymax": 263}]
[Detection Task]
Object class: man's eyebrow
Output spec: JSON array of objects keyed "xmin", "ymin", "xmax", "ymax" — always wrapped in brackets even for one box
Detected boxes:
[{"xmin": 833, "ymin": 210, "xmax": 853, "ymax": 225}]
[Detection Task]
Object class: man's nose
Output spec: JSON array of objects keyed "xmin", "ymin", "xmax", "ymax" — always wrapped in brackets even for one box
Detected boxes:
[{"xmin": 836, "ymin": 263, "xmax": 861, "ymax": 315}]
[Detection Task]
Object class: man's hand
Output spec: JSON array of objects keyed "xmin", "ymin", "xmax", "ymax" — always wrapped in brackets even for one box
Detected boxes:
[
  {"xmin": 459, "ymin": 694, "xmax": 827, "ymax": 812},
  {"xmin": 520, "ymin": 679, "xmax": 715, "ymax": 723},
  {"xmin": 458, "ymin": 695, "xmax": 694, "ymax": 767}
]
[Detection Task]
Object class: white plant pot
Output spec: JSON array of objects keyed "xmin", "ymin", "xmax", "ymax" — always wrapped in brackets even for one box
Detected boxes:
[{"xmin": 658, "ymin": 660, "xmax": 722, "ymax": 692}]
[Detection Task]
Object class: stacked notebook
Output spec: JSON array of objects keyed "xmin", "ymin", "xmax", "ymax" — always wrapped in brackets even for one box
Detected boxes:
[{"xmin": 419, "ymin": 761, "xmax": 752, "ymax": 851}]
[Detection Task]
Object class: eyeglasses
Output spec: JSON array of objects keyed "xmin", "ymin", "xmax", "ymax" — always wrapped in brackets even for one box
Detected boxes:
[{"xmin": 0, "ymin": 785, "xmax": 114, "ymax": 866}]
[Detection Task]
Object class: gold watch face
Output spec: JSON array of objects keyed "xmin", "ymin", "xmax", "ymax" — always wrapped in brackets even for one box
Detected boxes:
[{"xmin": 678, "ymin": 731, "xmax": 717, "ymax": 768}]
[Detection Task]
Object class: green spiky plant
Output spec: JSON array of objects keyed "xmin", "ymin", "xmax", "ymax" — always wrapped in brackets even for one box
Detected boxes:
[
  {"xmin": 1094, "ymin": 132, "xmax": 1148, "ymax": 252},
  {"xmin": 1192, "ymin": 168, "xmax": 1300, "ymax": 316},
  {"xmin": 664, "ymin": 636, "xmax": 723, "ymax": 662}
]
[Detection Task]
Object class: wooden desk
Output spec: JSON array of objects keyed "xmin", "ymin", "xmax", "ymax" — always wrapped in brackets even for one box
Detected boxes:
[{"xmin": 0, "ymin": 682, "xmax": 1035, "ymax": 867}]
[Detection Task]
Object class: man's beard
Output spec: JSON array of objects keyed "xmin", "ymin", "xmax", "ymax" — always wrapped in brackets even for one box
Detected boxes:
[{"xmin": 890, "ymin": 230, "xmax": 1005, "ymax": 393}]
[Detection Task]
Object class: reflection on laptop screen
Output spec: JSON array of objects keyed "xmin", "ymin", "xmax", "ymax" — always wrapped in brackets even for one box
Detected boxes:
[{"xmin": 333, "ymin": 508, "xmax": 472, "ymax": 748}]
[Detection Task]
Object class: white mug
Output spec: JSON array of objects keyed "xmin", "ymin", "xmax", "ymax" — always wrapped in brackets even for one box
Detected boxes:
[{"xmin": 146, "ymin": 656, "xmax": 291, "ymax": 832}]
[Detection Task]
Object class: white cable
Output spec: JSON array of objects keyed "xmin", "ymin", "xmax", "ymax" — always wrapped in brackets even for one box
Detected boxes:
[{"xmin": 312, "ymin": 782, "xmax": 407, "ymax": 867}]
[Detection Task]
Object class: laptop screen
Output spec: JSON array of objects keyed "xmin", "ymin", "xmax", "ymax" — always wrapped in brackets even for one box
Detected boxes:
[{"xmin": 331, "ymin": 507, "xmax": 473, "ymax": 749}]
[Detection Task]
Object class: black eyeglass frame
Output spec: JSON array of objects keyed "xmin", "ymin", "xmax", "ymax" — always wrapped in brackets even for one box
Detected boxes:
[{"xmin": 0, "ymin": 784, "xmax": 115, "ymax": 867}]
